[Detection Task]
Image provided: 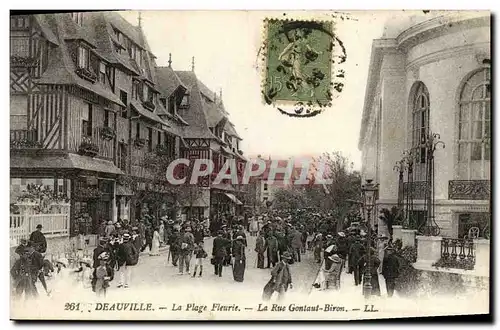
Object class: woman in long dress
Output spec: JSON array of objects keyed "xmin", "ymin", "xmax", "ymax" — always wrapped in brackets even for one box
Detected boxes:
[
  {"xmin": 159, "ymin": 222, "xmax": 165, "ymax": 247},
  {"xmin": 232, "ymin": 236, "xmax": 246, "ymax": 282},
  {"xmin": 149, "ymin": 227, "xmax": 161, "ymax": 256}
]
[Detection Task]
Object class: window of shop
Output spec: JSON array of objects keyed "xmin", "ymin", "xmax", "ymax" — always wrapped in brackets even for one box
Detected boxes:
[
  {"xmin": 411, "ymin": 82, "xmax": 430, "ymax": 181},
  {"xmin": 457, "ymin": 68, "xmax": 491, "ymax": 180}
]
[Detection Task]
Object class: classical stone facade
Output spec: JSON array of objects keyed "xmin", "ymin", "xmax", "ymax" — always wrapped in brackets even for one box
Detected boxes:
[{"xmin": 359, "ymin": 12, "xmax": 490, "ymax": 239}]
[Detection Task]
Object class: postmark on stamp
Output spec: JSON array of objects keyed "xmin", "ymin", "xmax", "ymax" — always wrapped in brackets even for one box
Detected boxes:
[{"xmin": 262, "ymin": 18, "xmax": 346, "ymax": 117}]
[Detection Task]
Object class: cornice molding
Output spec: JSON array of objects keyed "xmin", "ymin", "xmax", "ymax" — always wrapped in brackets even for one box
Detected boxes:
[
  {"xmin": 406, "ymin": 42, "xmax": 490, "ymax": 71},
  {"xmin": 396, "ymin": 14, "xmax": 490, "ymax": 53}
]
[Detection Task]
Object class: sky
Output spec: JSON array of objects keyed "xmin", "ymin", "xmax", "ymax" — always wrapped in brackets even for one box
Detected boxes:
[{"xmin": 120, "ymin": 11, "xmax": 391, "ymax": 169}]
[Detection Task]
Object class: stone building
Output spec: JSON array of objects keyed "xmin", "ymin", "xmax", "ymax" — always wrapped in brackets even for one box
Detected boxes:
[{"xmin": 358, "ymin": 12, "xmax": 490, "ymax": 239}]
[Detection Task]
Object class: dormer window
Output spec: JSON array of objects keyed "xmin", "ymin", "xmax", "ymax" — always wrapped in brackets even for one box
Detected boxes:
[
  {"xmin": 180, "ymin": 94, "xmax": 190, "ymax": 109},
  {"xmin": 78, "ymin": 46, "xmax": 90, "ymax": 69},
  {"xmin": 71, "ymin": 12, "xmax": 84, "ymax": 26}
]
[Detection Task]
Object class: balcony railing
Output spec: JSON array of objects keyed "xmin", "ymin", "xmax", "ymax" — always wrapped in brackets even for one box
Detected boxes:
[
  {"xmin": 10, "ymin": 129, "xmax": 42, "ymax": 149},
  {"xmin": 433, "ymin": 238, "xmax": 476, "ymax": 270},
  {"xmin": 402, "ymin": 181, "xmax": 428, "ymax": 200},
  {"xmin": 449, "ymin": 180, "xmax": 490, "ymax": 200}
]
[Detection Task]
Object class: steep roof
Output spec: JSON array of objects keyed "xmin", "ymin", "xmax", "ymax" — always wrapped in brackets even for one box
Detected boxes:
[
  {"xmin": 155, "ymin": 66, "xmax": 187, "ymax": 98},
  {"xmin": 175, "ymin": 71, "xmax": 217, "ymax": 139}
]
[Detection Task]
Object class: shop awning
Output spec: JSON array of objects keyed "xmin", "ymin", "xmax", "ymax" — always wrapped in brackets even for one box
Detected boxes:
[
  {"xmin": 224, "ymin": 193, "xmax": 243, "ymax": 205},
  {"xmin": 11, "ymin": 152, "xmax": 124, "ymax": 176}
]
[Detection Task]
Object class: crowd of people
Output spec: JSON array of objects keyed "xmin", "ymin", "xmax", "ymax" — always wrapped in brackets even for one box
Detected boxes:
[{"xmin": 10, "ymin": 209, "xmax": 404, "ymax": 301}]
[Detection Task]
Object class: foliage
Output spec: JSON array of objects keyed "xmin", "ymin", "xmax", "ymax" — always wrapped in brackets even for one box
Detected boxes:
[
  {"xmin": 10, "ymin": 139, "xmax": 42, "ymax": 149},
  {"xmin": 432, "ymin": 257, "xmax": 475, "ymax": 271},
  {"xmin": 74, "ymin": 186, "xmax": 102, "ymax": 199},
  {"xmin": 75, "ymin": 67, "xmax": 97, "ymax": 83},
  {"xmin": 143, "ymin": 100, "xmax": 156, "ymax": 111},
  {"xmin": 394, "ymin": 245, "xmax": 420, "ymax": 296},
  {"xmin": 100, "ymin": 126, "xmax": 116, "ymax": 140},
  {"xmin": 134, "ymin": 138, "xmax": 146, "ymax": 149},
  {"xmin": 79, "ymin": 136, "xmax": 99, "ymax": 156},
  {"xmin": 272, "ymin": 186, "xmax": 311, "ymax": 210},
  {"xmin": 11, "ymin": 55, "xmax": 37, "ymax": 67},
  {"xmin": 17, "ymin": 184, "xmax": 69, "ymax": 204},
  {"xmin": 379, "ymin": 207, "xmax": 403, "ymax": 238}
]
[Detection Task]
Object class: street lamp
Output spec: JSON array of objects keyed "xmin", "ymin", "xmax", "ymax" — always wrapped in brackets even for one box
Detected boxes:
[{"xmin": 361, "ymin": 179, "xmax": 379, "ymax": 298}]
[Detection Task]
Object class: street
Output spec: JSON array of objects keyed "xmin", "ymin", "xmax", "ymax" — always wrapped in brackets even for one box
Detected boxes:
[{"xmin": 11, "ymin": 233, "xmax": 488, "ymax": 320}]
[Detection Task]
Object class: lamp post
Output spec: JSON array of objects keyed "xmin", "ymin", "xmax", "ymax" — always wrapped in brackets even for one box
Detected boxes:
[
  {"xmin": 422, "ymin": 132, "xmax": 445, "ymax": 236},
  {"xmin": 361, "ymin": 179, "xmax": 379, "ymax": 298}
]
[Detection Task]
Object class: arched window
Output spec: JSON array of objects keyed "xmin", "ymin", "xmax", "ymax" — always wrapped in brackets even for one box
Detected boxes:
[
  {"xmin": 457, "ymin": 68, "xmax": 491, "ymax": 180},
  {"xmin": 411, "ymin": 82, "xmax": 429, "ymax": 181}
]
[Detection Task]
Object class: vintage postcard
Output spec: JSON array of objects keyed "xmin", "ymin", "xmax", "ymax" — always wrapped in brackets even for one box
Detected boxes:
[{"xmin": 9, "ymin": 10, "xmax": 491, "ymax": 321}]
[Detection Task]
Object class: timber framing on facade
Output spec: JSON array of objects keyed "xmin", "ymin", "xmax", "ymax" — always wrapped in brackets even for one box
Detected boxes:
[{"xmin": 10, "ymin": 12, "xmax": 247, "ymax": 237}]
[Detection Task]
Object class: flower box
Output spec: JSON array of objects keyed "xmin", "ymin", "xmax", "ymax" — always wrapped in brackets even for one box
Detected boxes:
[
  {"xmin": 78, "ymin": 136, "xmax": 99, "ymax": 157},
  {"xmin": 74, "ymin": 187, "xmax": 102, "ymax": 200},
  {"xmin": 75, "ymin": 67, "xmax": 97, "ymax": 83},
  {"xmin": 155, "ymin": 144, "xmax": 173, "ymax": 157},
  {"xmin": 11, "ymin": 55, "xmax": 37, "ymax": 67},
  {"xmin": 142, "ymin": 100, "xmax": 156, "ymax": 111},
  {"xmin": 237, "ymin": 149, "xmax": 243, "ymax": 155},
  {"xmin": 99, "ymin": 126, "xmax": 116, "ymax": 140},
  {"xmin": 10, "ymin": 139, "xmax": 43, "ymax": 149},
  {"xmin": 134, "ymin": 138, "xmax": 146, "ymax": 149}
]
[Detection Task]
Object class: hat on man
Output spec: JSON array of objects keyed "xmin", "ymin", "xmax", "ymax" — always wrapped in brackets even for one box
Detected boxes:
[
  {"xmin": 185, "ymin": 227, "xmax": 192, "ymax": 232},
  {"xmin": 328, "ymin": 254, "xmax": 342, "ymax": 263},
  {"xmin": 167, "ymin": 220, "xmax": 174, "ymax": 225},
  {"xmin": 236, "ymin": 235, "xmax": 244, "ymax": 240},
  {"xmin": 115, "ymin": 223, "xmax": 122, "ymax": 228},
  {"xmin": 123, "ymin": 233, "xmax": 131, "ymax": 241},
  {"xmin": 132, "ymin": 226, "xmax": 138, "ymax": 231},
  {"xmin": 281, "ymin": 251, "xmax": 292, "ymax": 260},
  {"xmin": 20, "ymin": 238, "xmax": 27, "ymax": 244},
  {"xmin": 326, "ymin": 234, "xmax": 333, "ymax": 239},
  {"xmin": 217, "ymin": 230, "xmax": 224, "ymax": 236},
  {"xmin": 56, "ymin": 257, "xmax": 69, "ymax": 268},
  {"xmin": 338, "ymin": 232, "xmax": 346, "ymax": 237},
  {"xmin": 36, "ymin": 224, "xmax": 43, "ymax": 229},
  {"xmin": 98, "ymin": 252, "xmax": 109, "ymax": 260},
  {"xmin": 108, "ymin": 221, "xmax": 113, "ymax": 225}
]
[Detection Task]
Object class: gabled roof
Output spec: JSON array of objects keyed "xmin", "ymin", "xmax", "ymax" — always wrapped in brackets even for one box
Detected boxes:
[
  {"xmin": 225, "ymin": 121, "xmax": 242, "ymax": 140},
  {"xmin": 155, "ymin": 66, "xmax": 187, "ymax": 98},
  {"xmin": 55, "ymin": 13, "xmax": 97, "ymax": 47},
  {"xmin": 36, "ymin": 23, "xmax": 124, "ymax": 107},
  {"xmin": 33, "ymin": 15, "xmax": 59, "ymax": 46},
  {"xmin": 103, "ymin": 11, "xmax": 145, "ymax": 49},
  {"xmin": 175, "ymin": 71, "xmax": 217, "ymax": 139}
]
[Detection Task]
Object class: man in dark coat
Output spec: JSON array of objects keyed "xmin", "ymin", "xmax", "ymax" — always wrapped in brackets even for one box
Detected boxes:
[
  {"xmin": 11, "ymin": 243, "xmax": 43, "ymax": 299},
  {"xmin": 169, "ymin": 227, "xmax": 181, "ymax": 267},
  {"xmin": 92, "ymin": 237, "xmax": 111, "ymax": 269},
  {"xmin": 266, "ymin": 233, "xmax": 279, "ymax": 268},
  {"xmin": 349, "ymin": 236, "xmax": 365, "ymax": 286},
  {"xmin": 270, "ymin": 251, "xmax": 293, "ymax": 301},
  {"xmin": 212, "ymin": 230, "xmax": 230, "ymax": 277},
  {"xmin": 382, "ymin": 246, "xmax": 400, "ymax": 297},
  {"xmin": 222, "ymin": 226, "xmax": 232, "ymax": 266},
  {"xmin": 29, "ymin": 224, "xmax": 47, "ymax": 253},
  {"xmin": 255, "ymin": 231, "xmax": 267, "ymax": 269}
]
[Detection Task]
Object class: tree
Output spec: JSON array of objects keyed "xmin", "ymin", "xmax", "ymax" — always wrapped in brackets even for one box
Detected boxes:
[
  {"xmin": 272, "ymin": 186, "xmax": 310, "ymax": 211},
  {"xmin": 306, "ymin": 151, "xmax": 362, "ymax": 227}
]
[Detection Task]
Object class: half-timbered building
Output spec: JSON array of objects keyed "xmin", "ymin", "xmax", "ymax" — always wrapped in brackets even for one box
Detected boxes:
[{"xmin": 10, "ymin": 12, "xmax": 186, "ymax": 246}]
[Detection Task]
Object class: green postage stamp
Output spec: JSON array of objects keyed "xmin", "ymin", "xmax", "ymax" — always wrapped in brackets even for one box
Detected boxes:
[{"xmin": 263, "ymin": 19, "xmax": 346, "ymax": 117}]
